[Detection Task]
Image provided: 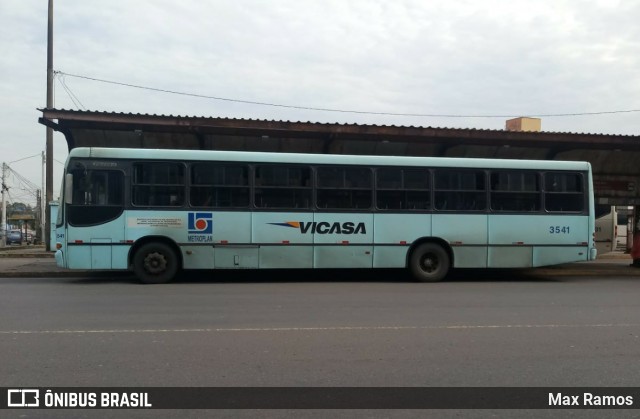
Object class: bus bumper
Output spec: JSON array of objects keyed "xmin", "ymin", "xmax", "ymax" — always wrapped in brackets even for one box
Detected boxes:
[{"xmin": 55, "ymin": 249, "xmax": 65, "ymax": 268}]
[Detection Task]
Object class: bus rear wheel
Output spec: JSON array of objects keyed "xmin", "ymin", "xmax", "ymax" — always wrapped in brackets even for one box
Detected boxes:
[
  {"xmin": 133, "ymin": 242, "xmax": 179, "ymax": 284},
  {"xmin": 409, "ymin": 243, "xmax": 450, "ymax": 282}
]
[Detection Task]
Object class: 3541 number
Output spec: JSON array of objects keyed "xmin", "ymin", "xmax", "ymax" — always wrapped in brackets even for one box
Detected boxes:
[{"xmin": 549, "ymin": 226, "xmax": 570, "ymax": 234}]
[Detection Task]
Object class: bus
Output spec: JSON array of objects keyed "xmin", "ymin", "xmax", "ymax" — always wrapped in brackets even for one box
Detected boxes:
[
  {"xmin": 616, "ymin": 206, "xmax": 633, "ymax": 252},
  {"xmin": 54, "ymin": 147, "xmax": 597, "ymax": 283},
  {"xmin": 594, "ymin": 205, "xmax": 617, "ymax": 255}
]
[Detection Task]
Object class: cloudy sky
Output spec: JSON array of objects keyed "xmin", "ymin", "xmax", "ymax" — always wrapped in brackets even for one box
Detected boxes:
[{"xmin": 1, "ymin": 0, "xmax": 639, "ymax": 205}]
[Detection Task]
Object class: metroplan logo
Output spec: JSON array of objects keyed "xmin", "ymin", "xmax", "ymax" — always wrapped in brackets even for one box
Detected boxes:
[
  {"xmin": 188, "ymin": 212, "xmax": 213, "ymax": 234},
  {"xmin": 188, "ymin": 212, "xmax": 213, "ymax": 242},
  {"xmin": 269, "ymin": 221, "xmax": 366, "ymax": 234}
]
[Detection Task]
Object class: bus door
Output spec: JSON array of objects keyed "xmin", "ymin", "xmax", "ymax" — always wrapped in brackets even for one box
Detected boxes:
[{"xmin": 65, "ymin": 167, "xmax": 125, "ymax": 270}]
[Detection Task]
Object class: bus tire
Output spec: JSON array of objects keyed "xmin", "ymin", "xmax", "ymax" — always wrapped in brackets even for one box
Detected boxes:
[
  {"xmin": 409, "ymin": 243, "xmax": 450, "ymax": 282},
  {"xmin": 133, "ymin": 242, "xmax": 179, "ymax": 284}
]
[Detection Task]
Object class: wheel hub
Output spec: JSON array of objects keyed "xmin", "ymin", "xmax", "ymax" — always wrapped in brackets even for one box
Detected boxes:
[
  {"xmin": 421, "ymin": 254, "xmax": 438, "ymax": 272},
  {"xmin": 144, "ymin": 252, "xmax": 167, "ymax": 274}
]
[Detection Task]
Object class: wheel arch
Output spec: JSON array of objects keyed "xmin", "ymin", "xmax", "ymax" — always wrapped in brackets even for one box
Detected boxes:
[
  {"xmin": 128, "ymin": 236, "xmax": 183, "ymax": 271},
  {"xmin": 406, "ymin": 237, "xmax": 454, "ymax": 269}
]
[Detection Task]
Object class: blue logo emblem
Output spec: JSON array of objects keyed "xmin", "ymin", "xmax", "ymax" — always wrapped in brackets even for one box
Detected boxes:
[{"xmin": 188, "ymin": 212, "xmax": 213, "ymax": 234}]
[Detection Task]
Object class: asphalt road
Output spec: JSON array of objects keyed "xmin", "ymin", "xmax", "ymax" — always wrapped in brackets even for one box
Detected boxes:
[{"xmin": 1, "ymin": 270, "xmax": 640, "ymax": 417}]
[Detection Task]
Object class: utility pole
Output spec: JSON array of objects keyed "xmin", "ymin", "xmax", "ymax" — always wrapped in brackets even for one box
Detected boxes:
[
  {"xmin": 41, "ymin": 151, "xmax": 46, "ymax": 246},
  {"xmin": 45, "ymin": 0, "xmax": 54, "ymax": 251},
  {"xmin": 1, "ymin": 163, "xmax": 7, "ymax": 249},
  {"xmin": 36, "ymin": 189, "xmax": 42, "ymax": 245}
]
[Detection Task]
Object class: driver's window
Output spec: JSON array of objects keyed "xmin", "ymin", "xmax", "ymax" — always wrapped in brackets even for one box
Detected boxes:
[{"xmin": 72, "ymin": 170, "xmax": 123, "ymax": 206}]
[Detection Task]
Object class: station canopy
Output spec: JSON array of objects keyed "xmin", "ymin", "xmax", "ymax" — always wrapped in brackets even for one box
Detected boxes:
[{"xmin": 39, "ymin": 109, "xmax": 640, "ymax": 204}]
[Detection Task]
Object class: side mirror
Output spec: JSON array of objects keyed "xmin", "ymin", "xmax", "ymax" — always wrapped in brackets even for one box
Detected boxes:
[{"xmin": 64, "ymin": 173, "xmax": 73, "ymax": 205}]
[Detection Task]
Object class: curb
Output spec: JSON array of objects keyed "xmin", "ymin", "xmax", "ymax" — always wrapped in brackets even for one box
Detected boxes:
[
  {"xmin": 524, "ymin": 268, "xmax": 640, "ymax": 277},
  {"xmin": 0, "ymin": 245, "xmax": 45, "ymax": 251},
  {"xmin": 0, "ymin": 254, "xmax": 54, "ymax": 259},
  {"xmin": 0, "ymin": 246, "xmax": 51, "ymax": 258},
  {"xmin": 0, "ymin": 271, "xmax": 131, "ymax": 278}
]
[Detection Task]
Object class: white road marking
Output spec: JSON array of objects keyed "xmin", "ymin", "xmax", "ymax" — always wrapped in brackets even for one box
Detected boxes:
[{"xmin": 1, "ymin": 323, "xmax": 639, "ymax": 335}]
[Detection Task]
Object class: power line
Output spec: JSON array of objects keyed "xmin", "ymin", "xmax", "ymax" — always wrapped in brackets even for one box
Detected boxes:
[
  {"xmin": 9, "ymin": 153, "xmax": 41, "ymax": 164},
  {"xmin": 7, "ymin": 167, "xmax": 38, "ymax": 193},
  {"xmin": 55, "ymin": 70, "xmax": 640, "ymax": 119},
  {"xmin": 56, "ymin": 72, "xmax": 86, "ymax": 110}
]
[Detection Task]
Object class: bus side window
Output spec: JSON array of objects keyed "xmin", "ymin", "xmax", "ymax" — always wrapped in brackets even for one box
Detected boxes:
[
  {"xmin": 434, "ymin": 170, "xmax": 485, "ymax": 212},
  {"xmin": 490, "ymin": 171, "xmax": 541, "ymax": 212},
  {"xmin": 254, "ymin": 165, "xmax": 312, "ymax": 209},
  {"xmin": 190, "ymin": 163, "xmax": 249, "ymax": 208},
  {"xmin": 317, "ymin": 166, "xmax": 372, "ymax": 210},
  {"xmin": 376, "ymin": 168, "xmax": 430, "ymax": 211},
  {"xmin": 133, "ymin": 162, "xmax": 185, "ymax": 207},
  {"xmin": 544, "ymin": 172, "xmax": 584, "ymax": 212}
]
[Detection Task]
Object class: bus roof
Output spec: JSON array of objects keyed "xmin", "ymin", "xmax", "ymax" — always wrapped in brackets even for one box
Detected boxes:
[{"xmin": 67, "ymin": 147, "xmax": 592, "ymax": 171}]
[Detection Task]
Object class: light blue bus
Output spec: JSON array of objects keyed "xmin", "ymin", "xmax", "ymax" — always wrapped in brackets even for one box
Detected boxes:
[{"xmin": 55, "ymin": 147, "xmax": 596, "ymax": 283}]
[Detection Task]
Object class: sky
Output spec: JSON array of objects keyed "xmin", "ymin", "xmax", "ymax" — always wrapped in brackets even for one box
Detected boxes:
[{"xmin": 1, "ymin": 0, "xmax": 639, "ymax": 207}]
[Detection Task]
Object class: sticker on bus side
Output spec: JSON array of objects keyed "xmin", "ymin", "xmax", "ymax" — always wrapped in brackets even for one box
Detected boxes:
[
  {"xmin": 127, "ymin": 217, "xmax": 184, "ymax": 228},
  {"xmin": 188, "ymin": 212, "xmax": 213, "ymax": 242}
]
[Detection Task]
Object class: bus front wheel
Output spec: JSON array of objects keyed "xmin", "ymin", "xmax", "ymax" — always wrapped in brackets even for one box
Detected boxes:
[
  {"xmin": 409, "ymin": 243, "xmax": 450, "ymax": 282},
  {"xmin": 133, "ymin": 242, "xmax": 179, "ymax": 284}
]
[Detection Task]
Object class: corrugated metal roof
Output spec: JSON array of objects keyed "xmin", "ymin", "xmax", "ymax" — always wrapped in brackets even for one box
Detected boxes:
[{"xmin": 40, "ymin": 108, "xmax": 639, "ymax": 138}]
